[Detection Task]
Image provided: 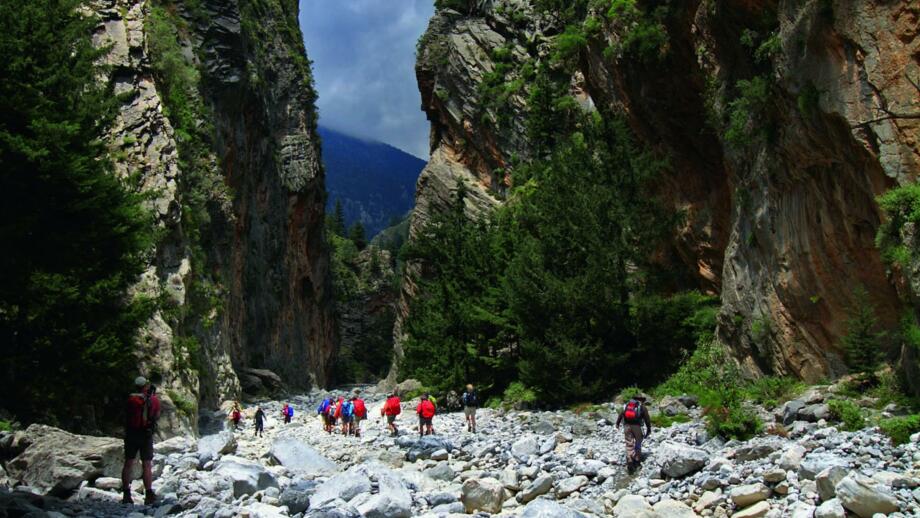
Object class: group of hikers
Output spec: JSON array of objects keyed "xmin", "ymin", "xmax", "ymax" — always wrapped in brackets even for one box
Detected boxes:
[{"xmin": 121, "ymin": 376, "xmax": 652, "ymax": 506}]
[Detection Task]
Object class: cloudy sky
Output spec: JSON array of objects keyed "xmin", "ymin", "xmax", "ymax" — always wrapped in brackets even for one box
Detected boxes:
[{"xmin": 299, "ymin": 0, "xmax": 435, "ymax": 159}]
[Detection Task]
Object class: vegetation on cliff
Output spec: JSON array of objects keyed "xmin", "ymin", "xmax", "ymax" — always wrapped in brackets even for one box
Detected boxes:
[{"xmin": 0, "ymin": 0, "xmax": 154, "ymax": 425}]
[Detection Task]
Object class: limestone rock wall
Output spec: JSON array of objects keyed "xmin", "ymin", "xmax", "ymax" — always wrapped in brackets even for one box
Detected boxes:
[{"xmin": 401, "ymin": 0, "xmax": 918, "ymax": 383}]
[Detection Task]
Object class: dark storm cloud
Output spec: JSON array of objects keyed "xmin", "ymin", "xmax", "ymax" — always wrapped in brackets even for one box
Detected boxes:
[{"xmin": 299, "ymin": 0, "xmax": 434, "ymax": 159}]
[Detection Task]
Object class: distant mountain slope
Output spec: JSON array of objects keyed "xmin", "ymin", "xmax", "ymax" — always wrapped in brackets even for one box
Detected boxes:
[{"xmin": 320, "ymin": 126, "xmax": 425, "ymax": 237}]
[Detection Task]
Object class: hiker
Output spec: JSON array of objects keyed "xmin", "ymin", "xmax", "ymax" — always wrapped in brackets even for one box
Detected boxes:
[
  {"xmin": 282, "ymin": 403, "xmax": 293, "ymax": 424},
  {"xmin": 615, "ymin": 393, "xmax": 652, "ymax": 474},
  {"xmin": 229, "ymin": 402, "xmax": 242, "ymax": 431},
  {"xmin": 340, "ymin": 397, "xmax": 355, "ymax": 436},
  {"xmin": 462, "ymin": 384, "xmax": 479, "ymax": 433},
  {"xmin": 325, "ymin": 397, "xmax": 337, "ymax": 432},
  {"xmin": 254, "ymin": 406, "xmax": 265, "ymax": 437},
  {"xmin": 333, "ymin": 396, "xmax": 345, "ymax": 433},
  {"xmin": 381, "ymin": 392, "xmax": 401, "ymax": 436},
  {"xmin": 317, "ymin": 397, "xmax": 333, "ymax": 433},
  {"xmin": 122, "ymin": 376, "xmax": 161, "ymax": 505},
  {"xmin": 352, "ymin": 395, "xmax": 367, "ymax": 437},
  {"xmin": 416, "ymin": 393, "xmax": 436, "ymax": 438}
]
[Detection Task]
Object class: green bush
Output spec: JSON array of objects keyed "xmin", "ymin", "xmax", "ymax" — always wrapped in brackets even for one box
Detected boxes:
[
  {"xmin": 0, "ymin": 420, "xmax": 12, "ymax": 432},
  {"xmin": 744, "ymin": 376, "xmax": 806, "ymax": 408},
  {"xmin": 878, "ymin": 414, "xmax": 920, "ymax": 445},
  {"xmin": 651, "ymin": 412, "xmax": 691, "ymax": 428},
  {"xmin": 704, "ymin": 404, "xmax": 762, "ymax": 440},
  {"xmin": 167, "ymin": 390, "xmax": 196, "ymax": 418},
  {"xmin": 828, "ymin": 399, "xmax": 864, "ymax": 431},
  {"xmin": 841, "ymin": 286, "xmax": 886, "ymax": 375},
  {"xmin": 725, "ymin": 76, "xmax": 772, "ymax": 148},
  {"xmin": 503, "ymin": 382, "xmax": 538, "ymax": 408}
]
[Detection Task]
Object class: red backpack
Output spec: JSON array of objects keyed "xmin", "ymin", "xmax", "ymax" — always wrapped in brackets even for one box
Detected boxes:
[
  {"xmin": 385, "ymin": 397, "xmax": 401, "ymax": 416},
  {"xmin": 419, "ymin": 400, "xmax": 436, "ymax": 419},
  {"xmin": 353, "ymin": 399, "xmax": 367, "ymax": 418},
  {"xmin": 623, "ymin": 399, "xmax": 642, "ymax": 423},
  {"xmin": 126, "ymin": 392, "xmax": 153, "ymax": 431}
]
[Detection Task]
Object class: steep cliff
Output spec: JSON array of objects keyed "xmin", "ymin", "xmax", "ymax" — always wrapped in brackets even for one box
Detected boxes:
[
  {"xmin": 91, "ymin": 0, "xmax": 333, "ymax": 433},
  {"xmin": 399, "ymin": 0, "xmax": 918, "ymax": 384}
]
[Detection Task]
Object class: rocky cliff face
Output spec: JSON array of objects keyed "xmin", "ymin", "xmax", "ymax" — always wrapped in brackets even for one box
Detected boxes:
[
  {"xmin": 91, "ymin": 0, "xmax": 334, "ymax": 434},
  {"xmin": 399, "ymin": 0, "xmax": 918, "ymax": 383}
]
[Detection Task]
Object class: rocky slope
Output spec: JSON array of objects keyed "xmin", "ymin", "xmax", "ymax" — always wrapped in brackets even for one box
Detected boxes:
[
  {"xmin": 395, "ymin": 0, "xmax": 919, "ymax": 385},
  {"xmin": 88, "ymin": 0, "xmax": 334, "ymax": 435},
  {"xmin": 1, "ymin": 384, "xmax": 918, "ymax": 517}
]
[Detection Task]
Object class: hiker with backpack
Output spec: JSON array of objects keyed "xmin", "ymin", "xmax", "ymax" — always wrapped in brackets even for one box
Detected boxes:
[
  {"xmin": 462, "ymin": 384, "xmax": 479, "ymax": 433},
  {"xmin": 317, "ymin": 397, "xmax": 334, "ymax": 433},
  {"xmin": 381, "ymin": 392, "xmax": 401, "ymax": 436},
  {"xmin": 351, "ymin": 395, "xmax": 367, "ymax": 437},
  {"xmin": 615, "ymin": 393, "xmax": 652, "ymax": 474},
  {"xmin": 340, "ymin": 397, "xmax": 356, "ymax": 436},
  {"xmin": 282, "ymin": 403, "xmax": 293, "ymax": 424},
  {"xmin": 254, "ymin": 406, "xmax": 265, "ymax": 437},
  {"xmin": 122, "ymin": 376, "xmax": 161, "ymax": 505},
  {"xmin": 229, "ymin": 402, "xmax": 242, "ymax": 431},
  {"xmin": 416, "ymin": 393, "xmax": 436, "ymax": 438}
]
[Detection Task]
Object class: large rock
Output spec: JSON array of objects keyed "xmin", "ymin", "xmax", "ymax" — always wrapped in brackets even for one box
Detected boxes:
[
  {"xmin": 197, "ymin": 431, "xmax": 237, "ymax": 459},
  {"xmin": 461, "ymin": 477, "xmax": 505, "ymax": 514},
  {"xmin": 652, "ymin": 499, "xmax": 699, "ymax": 517},
  {"xmin": 658, "ymin": 441, "xmax": 709, "ymax": 478},
  {"xmin": 270, "ymin": 437, "xmax": 338, "ymax": 475},
  {"xmin": 280, "ymin": 486, "xmax": 313, "ymax": 514},
  {"xmin": 798, "ymin": 453, "xmax": 849, "ymax": 480},
  {"xmin": 521, "ymin": 499, "xmax": 588, "ymax": 518},
  {"xmin": 555, "ymin": 475, "xmax": 589, "ymax": 498},
  {"xmin": 520, "ymin": 475, "xmax": 553, "ymax": 503},
  {"xmin": 815, "ymin": 498, "xmax": 846, "ymax": 518},
  {"xmin": 732, "ymin": 501, "xmax": 770, "ymax": 518},
  {"xmin": 834, "ymin": 473, "xmax": 900, "ymax": 517},
  {"xmin": 777, "ymin": 444, "xmax": 806, "ymax": 470},
  {"xmin": 239, "ymin": 367, "xmax": 286, "ymax": 396},
  {"xmin": 353, "ymin": 465, "xmax": 412, "ymax": 518},
  {"xmin": 310, "ymin": 469, "xmax": 372, "ymax": 508},
  {"xmin": 729, "ymin": 483, "xmax": 770, "ymax": 507},
  {"xmin": 815, "ymin": 466, "xmax": 848, "ymax": 501},
  {"xmin": 4, "ymin": 425, "xmax": 123, "ymax": 496},
  {"xmin": 213, "ymin": 456, "xmax": 279, "ymax": 497},
  {"xmin": 782, "ymin": 400, "xmax": 806, "ymax": 425},
  {"xmin": 405, "ymin": 436, "xmax": 454, "ymax": 461},
  {"xmin": 612, "ymin": 495, "xmax": 656, "ymax": 518},
  {"xmin": 395, "ymin": 379, "xmax": 423, "ymax": 396},
  {"xmin": 511, "ymin": 436, "xmax": 539, "ymax": 462},
  {"xmin": 424, "ymin": 462, "xmax": 455, "ymax": 482}
]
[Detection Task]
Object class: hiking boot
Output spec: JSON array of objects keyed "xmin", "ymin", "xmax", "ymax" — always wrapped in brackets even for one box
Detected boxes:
[
  {"xmin": 144, "ymin": 491, "xmax": 157, "ymax": 506},
  {"xmin": 122, "ymin": 494, "xmax": 133, "ymax": 505}
]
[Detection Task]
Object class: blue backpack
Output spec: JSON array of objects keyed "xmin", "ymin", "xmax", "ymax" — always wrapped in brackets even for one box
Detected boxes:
[
  {"xmin": 317, "ymin": 400, "xmax": 329, "ymax": 415},
  {"xmin": 342, "ymin": 401, "xmax": 354, "ymax": 418},
  {"xmin": 287, "ymin": 406, "xmax": 294, "ymax": 417}
]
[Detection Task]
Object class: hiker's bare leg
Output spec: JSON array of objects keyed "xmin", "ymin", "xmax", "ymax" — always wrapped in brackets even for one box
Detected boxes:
[
  {"xmin": 122, "ymin": 459, "xmax": 135, "ymax": 499},
  {"xmin": 142, "ymin": 460, "xmax": 153, "ymax": 492}
]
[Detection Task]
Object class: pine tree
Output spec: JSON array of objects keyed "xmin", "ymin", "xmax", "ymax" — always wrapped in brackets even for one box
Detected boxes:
[
  {"xmin": 0, "ymin": 0, "xmax": 154, "ymax": 424},
  {"xmin": 349, "ymin": 221, "xmax": 367, "ymax": 250},
  {"xmin": 842, "ymin": 286, "xmax": 885, "ymax": 376},
  {"xmin": 330, "ymin": 199, "xmax": 346, "ymax": 236}
]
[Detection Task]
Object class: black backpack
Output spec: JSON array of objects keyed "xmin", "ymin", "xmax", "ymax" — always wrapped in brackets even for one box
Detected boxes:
[{"xmin": 463, "ymin": 391, "xmax": 478, "ymax": 407}]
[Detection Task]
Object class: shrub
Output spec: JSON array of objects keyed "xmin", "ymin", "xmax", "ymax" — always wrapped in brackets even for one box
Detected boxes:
[
  {"xmin": 552, "ymin": 25, "xmax": 588, "ymax": 65},
  {"xmin": 503, "ymin": 382, "xmax": 538, "ymax": 409},
  {"xmin": 827, "ymin": 399, "xmax": 864, "ymax": 431},
  {"xmin": 745, "ymin": 376, "xmax": 806, "ymax": 408},
  {"xmin": 167, "ymin": 390, "xmax": 196, "ymax": 418},
  {"xmin": 651, "ymin": 412, "xmax": 691, "ymax": 428},
  {"xmin": 725, "ymin": 76, "xmax": 772, "ymax": 148},
  {"xmin": 0, "ymin": 420, "xmax": 12, "ymax": 432},
  {"xmin": 878, "ymin": 414, "xmax": 920, "ymax": 445},
  {"xmin": 704, "ymin": 404, "xmax": 762, "ymax": 440}
]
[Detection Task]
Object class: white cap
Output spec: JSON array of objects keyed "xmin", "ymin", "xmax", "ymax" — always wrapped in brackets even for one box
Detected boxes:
[{"xmin": 135, "ymin": 376, "xmax": 148, "ymax": 387}]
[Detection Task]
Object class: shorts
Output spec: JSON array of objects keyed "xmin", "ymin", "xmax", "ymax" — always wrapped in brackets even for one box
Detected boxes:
[
  {"xmin": 342, "ymin": 415, "xmax": 354, "ymax": 424},
  {"xmin": 386, "ymin": 415, "xmax": 397, "ymax": 424},
  {"xmin": 124, "ymin": 429, "xmax": 154, "ymax": 461},
  {"xmin": 419, "ymin": 417, "xmax": 432, "ymax": 426},
  {"xmin": 464, "ymin": 406, "xmax": 477, "ymax": 417}
]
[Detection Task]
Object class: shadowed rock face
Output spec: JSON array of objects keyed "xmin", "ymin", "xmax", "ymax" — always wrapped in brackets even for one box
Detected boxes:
[
  {"xmin": 395, "ymin": 0, "xmax": 918, "ymax": 383},
  {"xmin": 198, "ymin": 0, "xmax": 336, "ymax": 391}
]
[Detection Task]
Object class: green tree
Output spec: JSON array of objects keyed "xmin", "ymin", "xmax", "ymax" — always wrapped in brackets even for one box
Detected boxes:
[
  {"xmin": 0, "ymin": 0, "xmax": 154, "ymax": 425},
  {"xmin": 842, "ymin": 286, "xmax": 886, "ymax": 376},
  {"xmin": 348, "ymin": 221, "xmax": 367, "ymax": 250},
  {"xmin": 329, "ymin": 199, "xmax": 346, "ymax": 237}
]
